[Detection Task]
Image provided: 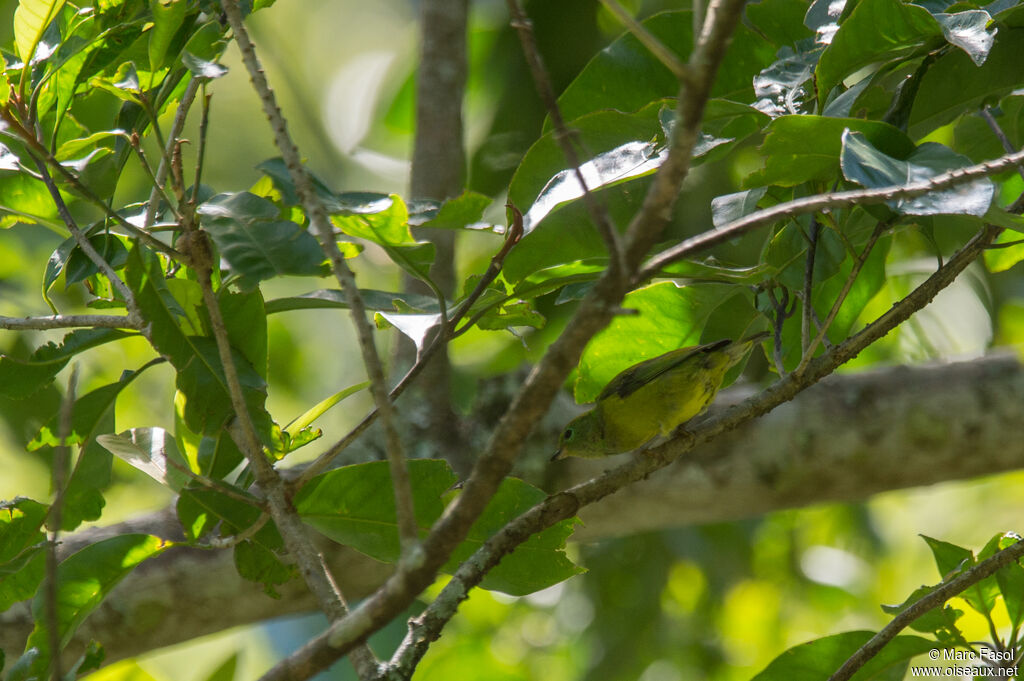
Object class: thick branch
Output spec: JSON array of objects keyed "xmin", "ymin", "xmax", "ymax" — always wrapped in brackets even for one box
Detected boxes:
[
  {"xmin": 829, "ymin": 537, "xmax": 1024, "ymax": 681},
  {"xmin": 255, "ymin": 1, "xmax": 759, "ymax": 678},
  {"xmin": 4, "ymin": 354, "xmax": 1024, "ymax": 665}
]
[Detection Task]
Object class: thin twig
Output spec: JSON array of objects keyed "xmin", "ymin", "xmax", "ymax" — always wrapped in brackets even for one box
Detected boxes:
[
  {"xmin": 639, "ymin": 146, "xmax": 1024, "ymax": 280},
  {"xmin": 129, "ymin": 133, "xmax": 181, "ymax": 221},
  {"xmin": 44, "ymin": 365, "xmax": 79, "ymax": 681},
  {"xmin": 29, "ymin": 153, "xmax": 138, "ymax": 311},
  {"xmin": 221, "ymin": 0, "xmax": 418, "ymax": 558},
  {"xmin": 828, "ymin": 538, "xmax": 1024, "ymax": 681},
  {"xmin": 258, "ymin": 1, "xmax": 752, "ymax": 679},
  {"xmin": 506, "ymin": 0, "xmax": 625, "ymax": 277},
  {"xmin": 0, "ymin": 314, "xmax": 139, "ymax": 330},
  {"xmin": 796, "ymin": 221, "xmax": 888, "ymax": 375},
  {"xmin": 191, "ymin": 90, "xmax": 212, "ymax": 206},
  {"xmin": 146, "ymin": 77, "xmax": 201, "ymax": 228},
  {"xmin": 385, "ymin": 221, "xmax": 1007, "ymax": 681},
  {"xmin": 295, "ymin": 206, "xmax": 524, "ymax": 488},
  {"xmin": 598, "ymin": 0, "xmax": 687, "ymax": 79},
  {"xmin": 801, "ymin": 217, "xmax": 820, "ymax": 354},
  {"xmin": 981, "ymin": 107, "xmax": 1024, "ymax": 181},
  {"xmin": 200, "ymin": 512, "xmax": 271, "ymax": 550},
  {"xmin": 261, "ymin": 213, "xmax": 1001, "ymax": 681}
]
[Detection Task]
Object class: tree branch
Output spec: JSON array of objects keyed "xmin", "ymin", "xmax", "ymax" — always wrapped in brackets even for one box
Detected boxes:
[
  {"xmin": 373, "ymin": 221, "xmax": 1002, "ymax": 676},
  {"xmin": 0, "ymin": 315, "xmax": 140, "ymax": 330},
  {"xmin": 220, "ymin": 0, "xmax": 419, "ymax": 555},
  {"xmin": 506, "ymin": 0, "xmax": 624, "ymax": 273},
  {"xmin": 638, "ymin": 147, "xmax": 1024, "ymax": 280},
  {"xmin": 597, "ymin": 0, "xmax": 687, "ymax": 79},
  {"xmin": 828, "ymin": 538, "xmax": 1024, "ymax": 681},
  {"xmin": 5, "ymin": 353, "xmax": 1024, "ymax": 665},
  {"xmin": 256, "ymin": 1, "xmax": 752, "ymax": 678}
]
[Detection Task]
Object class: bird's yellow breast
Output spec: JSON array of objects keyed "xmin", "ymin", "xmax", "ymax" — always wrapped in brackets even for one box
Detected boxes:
[{"xmin": 596, "ymin": 348, "xmax": 735, "ymax": 452}]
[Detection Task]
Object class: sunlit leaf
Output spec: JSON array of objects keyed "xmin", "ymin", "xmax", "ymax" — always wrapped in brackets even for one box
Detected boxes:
[
  {"xmin": 96, "ymin": 426, "xmax": 192, "ymax": 491},
  {"xmin": 13, "ymin": 0, "xmax": 66, "ymax": 62},
  {"xmin": 25, "ymin": 534, "xmax": 168, "ymax": 676}
]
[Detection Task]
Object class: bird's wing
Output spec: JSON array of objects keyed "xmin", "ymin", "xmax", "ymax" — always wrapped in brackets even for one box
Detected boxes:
[{"xmin": 598, "ymin": 339, "xmax": 732, "ymax": 401}]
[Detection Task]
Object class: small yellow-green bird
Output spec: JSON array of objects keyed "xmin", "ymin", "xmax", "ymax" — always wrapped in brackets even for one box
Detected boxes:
[{"xmin": 553, "ymin": 332, "xmax": 769, "ymax": 460}]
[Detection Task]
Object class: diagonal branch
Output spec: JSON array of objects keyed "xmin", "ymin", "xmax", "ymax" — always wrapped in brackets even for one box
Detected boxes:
[
  {"xmin": 506, "ymin": 0, "xmax": 624, "ymax": 274},
  {"xmin": 828, "ymin": 537, "xmax": 1024, "ymax": 681},
  {"xmin": 638, "ymin": 146, "xmax": 1024, "ymax": 281},
  {"xmin": 598, "ymin": 0, "xmax": 687, "ymax": 79},
  {"xmin": 219, "ymin": 0, "xmax": 418, "ymax": 554},
  {"xmin": 257, "ymin": 1, "xmax": 752, "ymax": 679},
  {"xmin": 380, "ymin": 222, "xmax": 1003, "ymax": 676}
]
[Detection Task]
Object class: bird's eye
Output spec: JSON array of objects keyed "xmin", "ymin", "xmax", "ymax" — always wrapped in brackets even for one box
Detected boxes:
[{"xmin": 563, "ymin": 427, "xmax": 574, "ymax": 440}]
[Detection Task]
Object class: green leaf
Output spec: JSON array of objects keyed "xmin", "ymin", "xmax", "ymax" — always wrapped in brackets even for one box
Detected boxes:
[
  {"xmin": 264, "ymin": 288, "xmax": 440, "ymax": 314},
  {"xmin": 332, "ymin": 195, "xmax": 437, "ymax": 282},
  {"xmin": 983, "ymin": 230, "xmax": 1024, "ymax": 273},
  {"xmin": 552, "ymin": 10, "xmax": 773, "ymax": 128},
  {"xmin": 283, "ymin": 382, "xmax": 369, "ymax": 438},
  {"xmin": 933, "ymin": 11, "xmax": 996, "ymax": 67},
  {"xmin": 746, "ymin": 0, "xmax": 814, "ymax": 46},
  {"xmin": 920, "ymin": 535, "xmax": 997, "ymax": 615},
  {"xmin": 255, "ymin": 157, "xmax": 392, "ymax": 215},
  {"xmin": 994, "ymin": 534, "xmax": 1024, "ymax": 631},
  {"xmin": 751, "ymin": 631, "xmax": 934, "ymax": 680},
  {"xmin": 296, "ymin": 461, "xmax": 581, "ymax": 596},
  {"xmin": 0, "ymin": 171, "xmax": 62, "ymax": 229},
  {"xmin": 198, "ymin": 192, "xmax": 326, "ymax": 281},
  {"xmin": 815, "ymin": 0, "xmax": 941, "ymax": 101},
  {"xmin": 148, "ymin": 0, "xmax": 188, "ymax": 71},
  {"xmin": 909, "ymin": 27, "xmax": 1024, "ymax": 138},
  {"xmin": 881, "ymin": 584, "xmax": 963, "ymax": 635},
  {"xmin": 27, "ymin": 364, "xmax": 157, "ymax": 530},
  {"xmin": 443, "ymin": 477, "xmax": 583, "ymax": 596},
  {"xmin": 125, "ymin": 245, "xmax": 271, "ymax": 438},
  {"xmin": 96, "ymin": 426, "xmax": 192, "ymax": 491},
  {"xmin": 218, "ymin": 287, "xmax": 268, "ymax": 380},
  {"xmin": 177, "ymin": 487, "xmax": 269, "ymax": 544},
  {"xmin": 64, "ymin": 234, "xmax": 129, "ymax": 287},
  {"xmin": 0, "ymin": 498, "xmax": 48, "ymax": 611},
  {"xmin": 504, "ymin": 102, "xmax": 673, "ymax": 282},
  {"xmin": 54, "ymin": 130, "xmax": 127, "ymax": 163},
  {"xmin": 14, "ymin": 0, "xmax": 66, "ymax": 62},
  {"xmin": 575, "ymin": 282, "xmax": 742, "ymax": 403},
  {"xmin": 747, "ymin": 116, "xmax": 914, "ymax": 187},
  {"xmin": 295, "ymin": 460, "xmax": 456, "ymax": 562},
  {"xmin": 840, "ymin": 131, "xmax": 994, "ymax": 216},
  {"xmin": 711, "ymin": 187, "xmax": 768, "ymax": 228},
  {"xmin": 25, "ymin": 534, "xmax": 168, "ymax": 675},
  {"xmin": 234, "ymin": 539, "xmax": 294, "ymax": 596},
  {"xmin": 0, "ymin": 328, "xmax": 133, "ymax": 400},
  {"xmin": 416, "ymin": 190, "xmax": 492, "ymax": 230}
]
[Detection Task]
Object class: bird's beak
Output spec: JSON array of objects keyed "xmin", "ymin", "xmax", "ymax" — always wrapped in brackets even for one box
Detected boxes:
[{"xmin": 550, "ymin": 448, "xmax": 566, "ymax": 462}]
